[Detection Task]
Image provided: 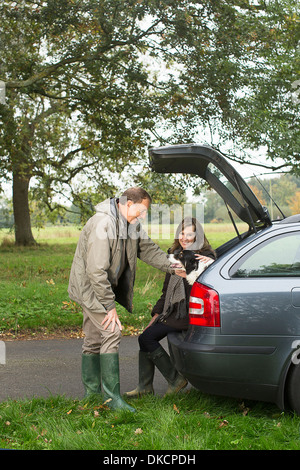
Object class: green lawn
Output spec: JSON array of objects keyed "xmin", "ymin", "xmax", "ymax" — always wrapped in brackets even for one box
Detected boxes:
[
  {"xmin": 1, "ymin": 224, "xmax": 299, "ymax": 450},
  {"xmin": 0, "ymin": 223, "xmax": 239, "ymax": 337}
]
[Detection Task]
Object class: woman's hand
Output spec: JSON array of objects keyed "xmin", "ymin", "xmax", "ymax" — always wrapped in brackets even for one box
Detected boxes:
[
  {"xmin": 195, "ymin": 254, "xmax": 213, "ymax": 263},
  {"xmin": 144, "ymin": 313, "xmax": 159, "ymax": 330}
]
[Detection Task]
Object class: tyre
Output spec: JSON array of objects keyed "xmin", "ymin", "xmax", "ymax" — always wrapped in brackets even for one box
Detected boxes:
[{"xmin": 286, "ymin": 364, "xmax": 300, "ymax": 415}]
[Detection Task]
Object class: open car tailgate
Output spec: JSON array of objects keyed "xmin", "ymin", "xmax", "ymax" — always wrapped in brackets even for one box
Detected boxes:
[{"xmin": 149, "ymin": 144, "xmax": 271, "ymax": 231}]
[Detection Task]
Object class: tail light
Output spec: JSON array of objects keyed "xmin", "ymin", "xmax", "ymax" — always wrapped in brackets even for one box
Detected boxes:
[{"xmin": 189, "ymin": 282, "xmax": 220, "ymax": 327}]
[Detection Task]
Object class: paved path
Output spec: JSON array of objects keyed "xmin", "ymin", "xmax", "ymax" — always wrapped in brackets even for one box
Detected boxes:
[{"xmin": 0, "ymin": 336, "xmax": 185, "ymax": 401}]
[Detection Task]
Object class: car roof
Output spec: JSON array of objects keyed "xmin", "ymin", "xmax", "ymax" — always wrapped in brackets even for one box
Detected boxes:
[
  {"xmin": 278, "ymin": 214, "xmax": 300, "ymax": 224},
  {"xmin": 149, "ymin": 144, "xmax": 272, "ymax": 232}
]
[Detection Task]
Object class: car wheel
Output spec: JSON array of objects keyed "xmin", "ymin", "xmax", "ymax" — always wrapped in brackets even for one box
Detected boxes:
[{"xmin": 286, "ymin": 364, "xmax": 300, "ymax": 415}]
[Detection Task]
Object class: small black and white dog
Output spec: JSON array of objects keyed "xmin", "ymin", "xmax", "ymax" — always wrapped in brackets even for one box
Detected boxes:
[{"xmin": 168, "ymin": 250, "xmax": 214, "ymax": 285}]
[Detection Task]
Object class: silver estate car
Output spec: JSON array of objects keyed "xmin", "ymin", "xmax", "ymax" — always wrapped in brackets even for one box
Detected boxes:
[{"xmin": 149, "ymin": 144, "xmax": 300, "ymax": 415}]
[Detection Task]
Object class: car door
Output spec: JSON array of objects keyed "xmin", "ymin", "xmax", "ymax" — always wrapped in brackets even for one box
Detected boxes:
[{"xmin": 220, "ymin": 229, "xmax": 300, "ymax": 337}]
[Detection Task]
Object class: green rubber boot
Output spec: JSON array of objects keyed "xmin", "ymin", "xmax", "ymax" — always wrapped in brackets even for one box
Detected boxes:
[
  {"xmin": 149, "ymin": 345, "xmax": 188, "ymax": 395},
  {"xmin": 125, "ymin": 351, "xmax": 155, "ymax": 398},
  {"xmin": 100, "ymin": 353, "xmax": 136, "ymax": 412},
  {"xmin": 81, "ymin": 353, "xmax": 102, "ymax": 397}
]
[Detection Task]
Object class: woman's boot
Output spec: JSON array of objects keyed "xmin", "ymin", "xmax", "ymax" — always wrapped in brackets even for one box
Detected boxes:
[
  {"xmin": 125, "ymin": 351, "xmax": 155, "ymax": 398},
  {"xmin": 149, "ymin": 345, "xmax": 188, "ymax": 395},
  {"xmin": 100, "ymin": 352, "xmax": 136, "ymax": 412},
  {"xmin": 81, "ymin": 353, "xmax": 101, "ymax": 397}
]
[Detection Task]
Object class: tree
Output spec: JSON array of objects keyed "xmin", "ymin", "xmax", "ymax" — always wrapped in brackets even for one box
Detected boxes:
[
  {"xmin": 0, "ymin": 0, "xmax": 166, "ymax": 244},
  {"xmin": 217, "ymin": 0, "xmax": 300, "ymax": 169},
  {"xmin": 0, "ymin": 0, "xmax": 299, "ymax": 245},
  {"xmin": 168, "ymin": 0, "xmax": 299, "ymax": 169},
  {"xmin": 288, "ymin": 192, "xmax": 300, "ymax": 215},
  {"xmin": 2, "ymin": 0, "xmax": 211, "ymax": 244}
]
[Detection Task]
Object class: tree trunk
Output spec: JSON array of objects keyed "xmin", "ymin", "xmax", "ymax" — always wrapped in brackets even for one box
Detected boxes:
[{"xmin": 12, "ymin": 171, "xmax": 36, "ymax": 246}]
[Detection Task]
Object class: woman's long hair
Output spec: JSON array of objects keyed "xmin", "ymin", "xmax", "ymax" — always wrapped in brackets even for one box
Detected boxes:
[{"xmin": 169, "ymin": 217, "xmax": 215, "ymax": 257}]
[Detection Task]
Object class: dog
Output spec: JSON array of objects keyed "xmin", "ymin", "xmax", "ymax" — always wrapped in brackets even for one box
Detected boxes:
[{"xmin": 168, "ymin": 250, "xmax": 214, "ymax": 285}]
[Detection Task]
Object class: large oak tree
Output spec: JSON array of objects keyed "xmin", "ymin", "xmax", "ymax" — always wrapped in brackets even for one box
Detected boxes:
[{"xmin": 0, "ymin": 0, "xmax": 299, "ymax": 245}]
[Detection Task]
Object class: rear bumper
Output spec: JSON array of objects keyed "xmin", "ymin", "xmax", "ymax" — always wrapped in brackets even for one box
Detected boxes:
[{"xmin": 167, "ymin": 331, "xmax": 282, "ymax": 407}]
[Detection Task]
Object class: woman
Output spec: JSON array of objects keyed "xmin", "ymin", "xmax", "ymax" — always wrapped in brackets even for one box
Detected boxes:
[{"xmin": 125, "ymin": 217, "xmax": 216, "ymax": 398}]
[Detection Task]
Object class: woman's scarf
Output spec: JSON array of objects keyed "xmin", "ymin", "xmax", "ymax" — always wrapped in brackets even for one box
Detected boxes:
[{"xmin": 160, "ymin": 274, "xmax": 187, "ymax": 321}]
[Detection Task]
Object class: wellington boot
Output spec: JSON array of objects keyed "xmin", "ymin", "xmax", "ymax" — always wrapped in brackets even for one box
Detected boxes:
[
  {"xmin": 164, "ymin": 374, "xmax": 188, "ymax": 395},
  {"xmin": 149, "ymin": 346, "xmax": 188, "ymax": 396},
  {"xmin": 81, "ymin": 353, "xmax": 102, "ymax": 397},
  {"xmin": 125, "ymin": 351, "xmax": 155, "ymax": 398},
  {"xmin": 100, "ymin": 353, "xmax": 136, "ymax": 412}
]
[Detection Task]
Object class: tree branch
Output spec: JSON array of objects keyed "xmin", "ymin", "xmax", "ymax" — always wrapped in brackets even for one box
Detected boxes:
[{"xmin": 223, "ymin": 151, "xmax": 290, "ymax": 172}]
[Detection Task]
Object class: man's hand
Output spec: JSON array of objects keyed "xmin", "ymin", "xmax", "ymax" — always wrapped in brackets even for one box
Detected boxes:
[
  {"xmin": 101, "ymin": 307, "xmax": 123, "ymax": 332},
  {"xmin": 175, "ymin": 269, "xmax": 186, "ymax": 278}
]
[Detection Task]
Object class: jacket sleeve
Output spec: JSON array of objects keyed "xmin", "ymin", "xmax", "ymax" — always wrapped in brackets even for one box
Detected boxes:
[
  {"xmin": 151, "ymin": 273, "xmax": 171, "ymax": 316},
  {"xmin": 137, "ymin": 227, "xmax": 173, "ymax": 273},
  {"xmin": 85, "ymin": 216, "xmax": 116, "ymax": 311}
]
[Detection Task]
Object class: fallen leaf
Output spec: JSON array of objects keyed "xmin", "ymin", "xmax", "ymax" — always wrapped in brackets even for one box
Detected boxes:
[
  {"xmin": 239, "ymin": 401, "xmax": 250, "ymax": 416},
  {"xmin": 134, "ymin": 428, "xmax": 143, "ymax": 435},
  {"xmin": 173, "ymin": 404, "xmax": 180, "ymax": 414},
  {"xmin": 218, "ymin": 419, "xmax": 229, "ymax": 428}
]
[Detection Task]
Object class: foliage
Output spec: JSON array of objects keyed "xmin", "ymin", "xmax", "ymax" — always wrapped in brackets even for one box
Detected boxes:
[
  {"xmin": 0, "ymin": 1, "xmax": 195, "ymax": 202},
  {"xmin": 154, "ymin": 0, "xmax": 299, "ymax": 169},
  {"xmin": 223, "ymin": 0, "xmax": 300, "ymax": 168},
  {"xmin": 203, "ymin": 173, "xmax": 300, "ymax": 223},
  {"xmin": 0, "ymin": 1, "xmax": 299, "ymax": 244}
]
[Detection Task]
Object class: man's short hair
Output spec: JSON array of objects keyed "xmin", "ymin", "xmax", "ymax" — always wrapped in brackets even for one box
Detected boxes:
[{"xmin": 119, "ymin": 187, "xmax": 152, "ymax": 205}]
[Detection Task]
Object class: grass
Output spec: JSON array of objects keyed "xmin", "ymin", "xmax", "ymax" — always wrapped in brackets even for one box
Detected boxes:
[
  {"xmin": 0, "ymin": 223, "xmax": 300, "ymax": 450},
  {"xmin": 0, "ymin": 242, "xmax": 83, "ymax": 337},
  {"xmin": 0, "ymin": 391, "xmax": 300, "ymax": 450}
]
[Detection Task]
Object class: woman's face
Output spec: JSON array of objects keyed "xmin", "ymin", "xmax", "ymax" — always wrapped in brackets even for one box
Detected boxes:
[{"xmin": 178, "ymin": 225, "xmax": 196, "ymax": 250}]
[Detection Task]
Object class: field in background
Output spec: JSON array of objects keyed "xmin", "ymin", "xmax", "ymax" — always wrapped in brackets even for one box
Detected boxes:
[{"xmin": 0, "ymin": 222, "xmax": 247, "ymax": 246}]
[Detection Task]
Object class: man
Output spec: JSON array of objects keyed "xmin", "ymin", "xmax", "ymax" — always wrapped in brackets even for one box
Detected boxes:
[{"xmin": 68, "ymin": 187, "xmax": 174, "ymax": 412}]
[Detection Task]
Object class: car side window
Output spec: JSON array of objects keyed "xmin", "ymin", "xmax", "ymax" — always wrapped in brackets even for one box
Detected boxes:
[{"xmin": 230, "ymin": 232, "xmax": 300, "ymax": 278}]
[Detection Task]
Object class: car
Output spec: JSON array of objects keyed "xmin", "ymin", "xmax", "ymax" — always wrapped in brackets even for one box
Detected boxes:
[{"xmin": 149, "ymin": 143, "xmax": 300, "ymax": 415}]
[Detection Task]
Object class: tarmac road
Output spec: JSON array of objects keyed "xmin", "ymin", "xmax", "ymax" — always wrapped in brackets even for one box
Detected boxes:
[{"xmin": 0, "ymin": 336, "xmax": 188, "ymax": 402}]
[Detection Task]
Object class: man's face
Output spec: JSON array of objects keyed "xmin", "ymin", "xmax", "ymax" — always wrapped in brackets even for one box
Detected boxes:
[{"xmin": 121, "ymin": 198, "xmax": 150, "ymax": 224}]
